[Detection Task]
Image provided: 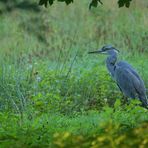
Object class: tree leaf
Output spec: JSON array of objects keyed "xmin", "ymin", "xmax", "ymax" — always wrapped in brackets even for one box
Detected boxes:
[
  {"xmin": 65, "ymin": 0, "xmax": 73, "ymax": 5},
  {"xmin": 118, "ymin": 0, "xmax": 124, "ymax": 7},
  {"xmin": 98, "ymin": 0, "xmax": 103, "ymax": 5},
  {"xmin": 49, "ymin": 0, "xmax": 54, "ymax": 5},
  {"xmin": 39, "ymin": 0, "xmax": 132, "ymax": 8},
  {"xmin": 89, "ymin": 0, "xmax": 98, "ymax": 10},
  {"xmin": 89, "ymin": 0, "xmax": 103, "ymax": 10},
  {"xmin": 118, "ymin": 0, "xmax": 132, "ymax": 8},
  {"xmin": 39, "ymin": 0, "xmax": 54, "ymax": 7},
  {"xmin": 39, "ymin": 0, "xmax": 46, "ymax": 5}
]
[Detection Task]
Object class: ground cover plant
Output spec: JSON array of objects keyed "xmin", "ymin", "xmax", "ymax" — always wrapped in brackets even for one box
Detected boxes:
[{"xmin": 0, "ymin": 0, "xmax": 148, "ymax": 147}]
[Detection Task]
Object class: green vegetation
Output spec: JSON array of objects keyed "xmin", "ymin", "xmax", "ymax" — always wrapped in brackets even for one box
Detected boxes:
[{"xmin": 0, "ymin": 0, "xmax": 148, "ymax": 147}]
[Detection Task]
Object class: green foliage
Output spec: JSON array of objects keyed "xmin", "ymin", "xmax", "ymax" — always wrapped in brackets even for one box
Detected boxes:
[
  {"xmin": 0, "ymin": 102, "xmax": 147, "ymax": 147},
  {"xmin": 52, "ymin": 122, "xmax": 148, "ymax": 148},
  {"xmin": 29, "ymin": 66, "xmax": 121, "ymax": 115}
]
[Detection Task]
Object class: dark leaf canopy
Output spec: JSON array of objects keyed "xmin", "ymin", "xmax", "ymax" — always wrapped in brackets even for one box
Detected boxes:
[{"xmin": 39, "ymin": 0, "xmax": 133, "ymax": 8}]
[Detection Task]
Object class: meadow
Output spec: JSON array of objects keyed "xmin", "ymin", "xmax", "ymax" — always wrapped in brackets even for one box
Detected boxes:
[{"xmin": 0, "ymin": 0, "xmax": 148, "ymax": 147}]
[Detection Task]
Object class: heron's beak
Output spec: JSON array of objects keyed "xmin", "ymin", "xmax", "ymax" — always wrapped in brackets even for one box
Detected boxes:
[{"xmin": 88, "ymin": 49, "xmax": 103, "ymax": 54}]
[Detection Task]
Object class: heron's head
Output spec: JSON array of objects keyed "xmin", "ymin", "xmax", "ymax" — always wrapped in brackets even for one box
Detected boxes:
[{"xmin": 88, "ymin": 45, "xmax": 119, "ymax": 55}]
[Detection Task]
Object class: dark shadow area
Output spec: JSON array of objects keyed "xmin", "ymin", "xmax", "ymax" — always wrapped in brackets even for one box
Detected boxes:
[
  {"xmin": 20, "ymin": 16, "xmax": 51, "ymax": 46},
  {"xmin": 0, "ymin": 0, "xmax": 41, "ymax": 14},
  {"xmin": 0, "ymin": 0, "xmax": 50, "ymax": 46}
]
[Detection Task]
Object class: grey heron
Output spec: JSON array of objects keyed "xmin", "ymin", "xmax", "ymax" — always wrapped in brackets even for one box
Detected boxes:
[{"xmin": 88, "ymin": 45, "xmax": 148, "ymax": 108}]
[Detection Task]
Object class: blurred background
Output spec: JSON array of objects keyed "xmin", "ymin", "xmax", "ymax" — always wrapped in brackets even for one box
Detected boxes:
[
  {"xmin": 0, "ymin": 0, "xmax": 148, "ymax": 57},
  {"xmin": 0, "ymin": 0, "xmax": 148, "ymax": 147}
]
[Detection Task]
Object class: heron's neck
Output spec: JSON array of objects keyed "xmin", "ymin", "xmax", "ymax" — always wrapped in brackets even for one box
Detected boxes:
[{"xmin": 106, "ymin": 54, "xmax": 117, "ymax": 78}]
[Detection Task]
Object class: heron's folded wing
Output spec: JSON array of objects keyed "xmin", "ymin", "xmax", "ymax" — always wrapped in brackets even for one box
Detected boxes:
[
  {"xmin": 117, "ymin": 61, "xmax": 145, "ymax": 84},
  {"xmin": 114, "ymin": 67, "xmax": 141, "ymax": 98}
]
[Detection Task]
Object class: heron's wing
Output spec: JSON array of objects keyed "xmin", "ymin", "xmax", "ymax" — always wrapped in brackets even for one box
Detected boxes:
[
  {"xmin": 117, "ymin": 61, "xmax": 146, "ymax": 95},
  {"xmin": 114, "ymin": 67, "xmax": 137, "ymax": 98},
  {"xmin": 115, "ymin": 66, "xmax": 148, "ymax": 106},
  {"xmin": 117, "ymin": 61, "xmax": 144, "ymax": 83}
]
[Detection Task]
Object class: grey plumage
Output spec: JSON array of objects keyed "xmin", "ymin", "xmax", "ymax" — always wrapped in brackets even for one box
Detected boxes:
[{"xmin": 88, "ymin": 45, "xmax": 148, "ymax": 107}]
